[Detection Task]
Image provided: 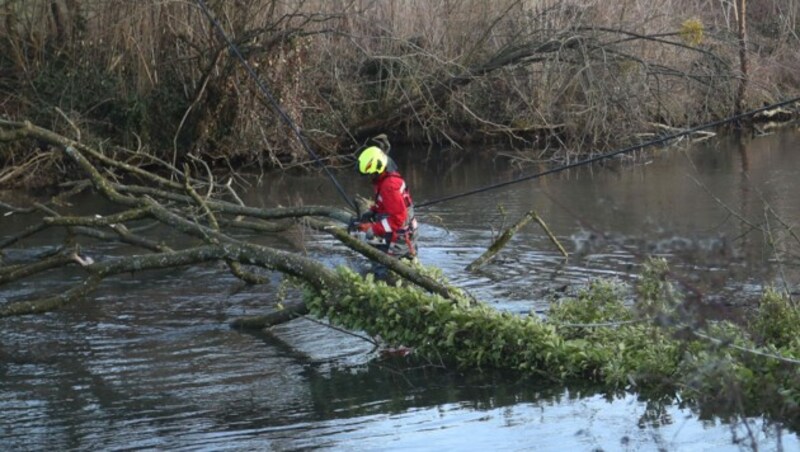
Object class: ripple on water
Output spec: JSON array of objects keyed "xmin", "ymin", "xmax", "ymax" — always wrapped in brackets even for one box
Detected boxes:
[{"xmin": 4, "ymin": 131, "xmax": 800, "ymax": 450}]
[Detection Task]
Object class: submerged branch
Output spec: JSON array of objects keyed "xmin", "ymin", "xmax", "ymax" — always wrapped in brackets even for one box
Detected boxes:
[
  {"xmin": 467, "ymin": 211, "xmax": 537, "ymax": 272},
  {"xmin": 0, "ymin": 241, "xmax": 343, "ymax": 318},
  {"xmin": 230, "ymin": 300, "xmax": 310, "ymax": 330},
  {"xmin": 533, "ymin": 212, "xmax": 568, "ymax": 258},
  {"xmin": 0, "ymin": 274, "xmax": 103, "ymax": 317},
  {"xmin": 0, "ymin": 251, "xmax": 75, "ymax": 285}
]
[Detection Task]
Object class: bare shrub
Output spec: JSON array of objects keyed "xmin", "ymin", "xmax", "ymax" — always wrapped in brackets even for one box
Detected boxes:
[{"xmin": 1, "ymin": 0, "xmax": 799, "ymax": 187}]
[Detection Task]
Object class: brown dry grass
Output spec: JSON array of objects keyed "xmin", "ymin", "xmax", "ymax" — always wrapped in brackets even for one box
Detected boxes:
[{"xmin": 1, "ymin": 0, "xmax": 798, "ymax": 187}]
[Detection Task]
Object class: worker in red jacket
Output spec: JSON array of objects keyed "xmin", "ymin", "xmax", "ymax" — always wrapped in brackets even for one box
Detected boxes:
[{"xmin": 350, "ymin": 145, "xmax": 418, "ymax": 260}]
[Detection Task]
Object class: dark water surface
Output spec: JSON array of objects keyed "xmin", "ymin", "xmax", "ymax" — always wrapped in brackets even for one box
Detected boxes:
[{"xmin": 2, "ymin": 128, "xmax": 800, "ymax": 450}]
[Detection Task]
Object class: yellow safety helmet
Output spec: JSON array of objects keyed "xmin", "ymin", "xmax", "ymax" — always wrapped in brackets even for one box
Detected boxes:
[{"xmin": 357, "ymin": 146, "xmax": 388, "ymax": 174}]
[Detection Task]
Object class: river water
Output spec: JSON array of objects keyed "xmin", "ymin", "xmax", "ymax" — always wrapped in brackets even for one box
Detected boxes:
[{"xmin": 2, "ymin": 127, "xmax": 800, "ymax": 450}]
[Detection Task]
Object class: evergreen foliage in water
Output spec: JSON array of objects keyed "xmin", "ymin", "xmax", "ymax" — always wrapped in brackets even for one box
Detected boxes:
[{"xmin": 305, "ymin": 258, "xmax": 800, "ymax": 424}]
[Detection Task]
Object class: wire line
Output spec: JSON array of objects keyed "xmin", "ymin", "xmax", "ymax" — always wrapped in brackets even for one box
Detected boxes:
[
  {"xmin": 415, "ymin": 96, "xmax": 800, "ymax": 209},
  {"xmin": 195, "ymin": 0, "xmax": 800, "ymax": 214},
  {"xmin": 195, "ymin": 0, "xmax": 356, "ymax": 211}
]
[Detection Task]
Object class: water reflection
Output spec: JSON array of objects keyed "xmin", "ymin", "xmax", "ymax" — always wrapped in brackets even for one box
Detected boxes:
[{"xmin": 2, "ymin": 128, "xmax": 800, "ymax": 450}]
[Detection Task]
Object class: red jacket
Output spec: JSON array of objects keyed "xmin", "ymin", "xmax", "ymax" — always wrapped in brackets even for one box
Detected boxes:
[{"xmin": 369, "ymin": 171, "xmax": 414, "ymax": 240}]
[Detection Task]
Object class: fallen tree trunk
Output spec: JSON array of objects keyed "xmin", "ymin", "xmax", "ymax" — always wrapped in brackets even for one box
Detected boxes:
[
  {"xmin": 0, "ymin": 243, "xmax": 342, "ymax": 318},
  {"xmin": 0, "ymin": 118, "xmax": 462, "ymax": 321},
  {"xmin": 2, "ymin": 119, "xmax": 800, "ymax": 427}
]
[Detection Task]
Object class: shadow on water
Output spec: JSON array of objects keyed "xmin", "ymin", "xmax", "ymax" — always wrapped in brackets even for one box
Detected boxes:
[
  {"xmin": 2, "ymin": 128, "xmax": 800, "ymax": 450},
  {"xmin": 189, "ymin": 327, "xmax": 800, "ymax": 451}
]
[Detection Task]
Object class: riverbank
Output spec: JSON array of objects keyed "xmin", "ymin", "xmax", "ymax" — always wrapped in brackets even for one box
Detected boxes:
[{"xmin": 2, "ymin": 1, "xmax": 800, "ymax": 188}]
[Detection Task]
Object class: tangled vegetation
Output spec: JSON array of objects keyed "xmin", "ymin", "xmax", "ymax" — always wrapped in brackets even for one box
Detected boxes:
[
  {"xmin": 306, "ymin": 259, "xmax": 800, "ymax": 427},
  {"xmin": 1, "ymin": 115, "xmax": 799, "ymax": 436},
  {"xmin": 2, "ymin": 0, "xmax": 800, "ymax": 187}
]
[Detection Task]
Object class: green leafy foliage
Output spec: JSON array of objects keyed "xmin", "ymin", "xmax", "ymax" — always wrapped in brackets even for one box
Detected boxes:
[
  {"xmin": 304, "ymin": 258, "xmax": 800, "ymax": 423},
  {"xmin": 751, "ymin": 288, "xmax": 800, "ymax": 348},
  {"xmin": 548, "ymin": 279, "xmax": 632, "ymax": 326},
  {"xmin": 635, "ymin": 257, "xmax": 680, "ymax": 317}
]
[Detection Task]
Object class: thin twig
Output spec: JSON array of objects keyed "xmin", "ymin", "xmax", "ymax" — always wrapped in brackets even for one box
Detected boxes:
[
  {"xmin": 551, "ymin": 319, "xmax": 643, "ymax": 328},
  {"xmin": 54, "ymin": 107, "xmax": 81, "ymax": 141},
  {"xmin": 762, "ymin": 207, "xmax": 795, "ymax": 306},
  {"xmin": 301, "ymin": 315, "xmax": 378, "ymax": 346},
  {"xmin": 692, "ymin": 331, "xmax": 800, "ymax": 365},
  {"xmin": 688, "ymin": 175, "xmax": 760, "ymax": 229},
  {"xmin": 533, "ymin": 211, "xmax": 568, "ymax": 258}
]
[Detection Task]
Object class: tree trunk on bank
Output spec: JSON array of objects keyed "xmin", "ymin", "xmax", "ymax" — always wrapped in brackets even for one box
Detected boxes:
[{"xmin": 735, "ymin": 0, "xmax": 748, "ymax": 117}]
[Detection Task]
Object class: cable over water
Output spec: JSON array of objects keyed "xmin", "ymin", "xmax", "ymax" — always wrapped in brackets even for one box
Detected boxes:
[
  {"xmin": 195, "ymin": 0, "xmax": 357, "ymax": 211},
  {"xmin": 196, "ymin": 0, "xmax": 799, "ymax": 214},
  {"xmin": 415, "ymin": 96, "xmax": 800, "ymax": 209}
]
